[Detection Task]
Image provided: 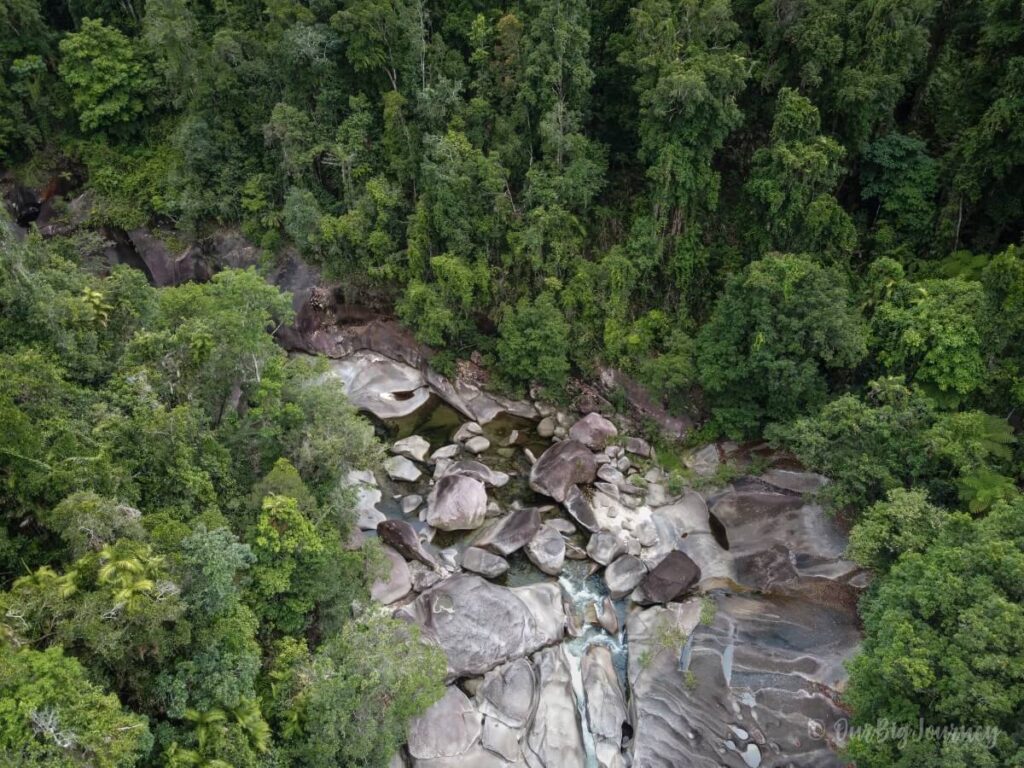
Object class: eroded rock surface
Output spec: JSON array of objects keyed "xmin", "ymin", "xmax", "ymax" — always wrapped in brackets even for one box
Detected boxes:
[
  {"xmin": 524, "ymin": 646, "xmax": 586, "ymax": 768},
  {"xmin": 328, "ymin": 352, "xmax": 431, "ymax": 420},
  {"xmin": 582, "ymin": 645, "xmax": 627, "ymax": 768},
  {"xmin": 407, "ymin": 686, "xmax": 482, "ymax": 761},
  {"xmin": 398, "ymin": 575, "xmax": 566, "ymax": 679},
  {"xmin": 626, "ymin": 595, "xmax": 858, "ymax": 768}
]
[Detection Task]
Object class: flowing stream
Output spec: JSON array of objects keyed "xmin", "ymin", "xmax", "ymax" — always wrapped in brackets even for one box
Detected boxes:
[{"xmin": 559, "ymin": 561, "xmax": 629, "ymax": 768}]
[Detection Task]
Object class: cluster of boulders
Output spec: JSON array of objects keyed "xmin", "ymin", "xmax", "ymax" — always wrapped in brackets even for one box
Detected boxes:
[
  {"xmin": 365, "ymin": 408, "xmax": 708, "ymax": 620},
  {"xmin": 347, "ymin": 385, "xmax": 863, "ymax": 768}
]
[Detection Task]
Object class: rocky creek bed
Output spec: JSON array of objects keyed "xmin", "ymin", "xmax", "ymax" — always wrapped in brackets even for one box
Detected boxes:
[{"xmin": 323, "ymin": 350, "xmax": 867, "ymax": 768}]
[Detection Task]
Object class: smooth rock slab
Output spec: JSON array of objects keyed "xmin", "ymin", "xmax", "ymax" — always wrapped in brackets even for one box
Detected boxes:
[
  {"xmin": 481, "ymin": 717, "xmax": 521, "ymax": 762},
  {"xmin": 462, "ymin": 547, "xmax": 510, "ymax": 579},
  {"xmin": 582, "ymin": 644, "xmax": 627, "ymax": 766},
  {"xmin": 476, "ymin": 658, "xmax": 537, "ymax": 728},
  {"xmin": 407, "ymin": 686, "xmax": 481, "ymax": 760},
  {"xmin": 529, "ymin": 440, "xmax": 597, "ymax": 503},
  {"xmin": 525, "ymin": 524, "xmax": 566, "ymax": 575},
  {"xmin": 627, "ymin": 595, "xmax": 859, "ymax": 768},
  {"xmin": 328, "ymin": 353, "xmax": 431, "ymax": 420},
  {"xmin": 398, "ymin": 574, "xmax": 566, "ymax": 680},
  {"xmin": 524, "ymin": 646, "xmax": 585, "ymax": 768}
]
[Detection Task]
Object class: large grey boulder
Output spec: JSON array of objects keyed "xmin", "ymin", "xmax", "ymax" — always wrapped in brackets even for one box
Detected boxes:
[
  {"xmin": 563, "ymin": 485, "xmax": 599, "ymax": 532},
  {"xmin": 634, "ymin": 550, "xmax": 701, "ymax": 604},
  {"xmin": 568, "ymin": 413, "xmax": 618, "ymax": 450},
  {"xmin": 398, "ymin": 574, "xmax": 566, "ymax": 679},
  {"xmin": 377, "ymin": 519, "xmax": 440, "ymax": 570},
  {"xmin": 661, "ymin": 487, "xmax": 864, "ymax": 597},
  {"xmin": 604, "ymin": 555, "xmax": 647, "ymax": 599},
  {"xmin": 529, "ymin": 440, "xmax": 597, "ymax": 503},
  {"xmin": 427, "ymin": 474, "xmax": 487, "ymax": 531},
  {"xmin": 525, "ymin": 524, "xmax": 566, "ymax": 576},
  {"xmin": 586, "ymin": 531, "xmax": 625, "ymax": 566},
  {"xmin": 462, "ymin": 547, "xmax": 510, "ymax": 579},
  {"xmin": 407, "ymin": 686, "xmax": 481, "ymax": 761},
  {"xmin": 524, "ymin": 646, "xmax": 585, "ymax": 768},
  {"xmin": 474, "ymin": 507, "xmax": 542, "ymax": 556},
  {"xmin": 582, "ymin": 645, "xmax": 627, "ymax": 768},
  {"xmin": 370, "ymin": 545, "xmax": 412, "ymax": 604}
]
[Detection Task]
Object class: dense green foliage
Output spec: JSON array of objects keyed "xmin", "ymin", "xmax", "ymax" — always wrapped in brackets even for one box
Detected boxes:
[
  {"xmin": 0, "ymin": 230, "xmax": 445, "ymax": 767},
  {"xmin": 3, "ymin": 0, "xmax": 1024, "ymax": 765},
  {"xmin": 4, "ymin": 0, "xmax": 1023, "ymax": 406}
]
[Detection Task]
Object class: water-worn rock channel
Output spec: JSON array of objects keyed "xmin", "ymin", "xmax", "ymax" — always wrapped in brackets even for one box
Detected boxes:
[{"xmin": 326, "ymin": 350, "xmax": 866, "ymax": 768}]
